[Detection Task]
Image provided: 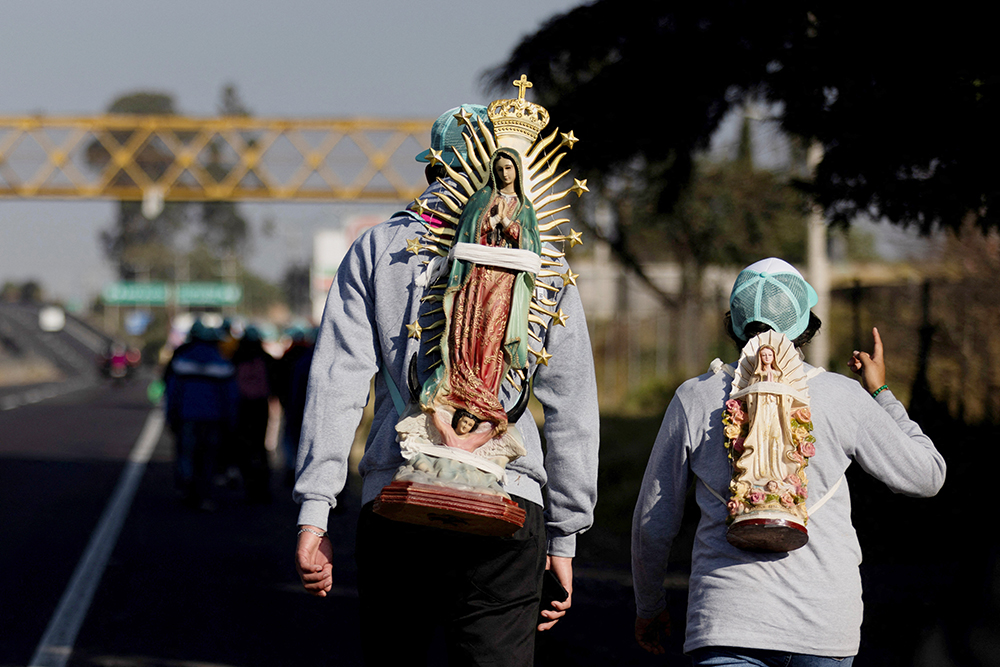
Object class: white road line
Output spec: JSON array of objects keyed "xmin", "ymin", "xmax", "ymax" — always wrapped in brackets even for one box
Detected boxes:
[
  {"xmin": 2, "ymin": 378, "xmax": 95, "ymax": 412},
  {"xmin": 28, "ymin": 408, "xmax": 165, "ymax": 667}
]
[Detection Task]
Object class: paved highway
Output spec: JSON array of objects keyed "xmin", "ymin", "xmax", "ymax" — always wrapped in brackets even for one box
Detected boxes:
[
  {"xmin": 0, "ymin": 304, "xmax": 972, "ymax": 665},
  {"xmin": 0, "ymin": 316, "xmax": 659, "ymax": 666}
]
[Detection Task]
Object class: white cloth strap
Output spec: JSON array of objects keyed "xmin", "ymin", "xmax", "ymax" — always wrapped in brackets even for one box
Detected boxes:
[
  {"xmin": 807, "ymin": 474, "xmax": 843, "ymax": 514},
  {"xmin": 399, "ymin": 438, "xmax": 508, "ymax": 484},
  {"xmin": 701, "ymin": 478, "xmax": 728, "ymax": 505},
  {"xmin": 709, "ymin": 359, "xmax": 826, "ymax": 382},
  {"xmin": 700, "ymin": 474, "xmax": 845, "ymax": 516},
  {"xmin": 709, "ymin": 358, "xmax": 735, "ymax": 377},
  {"xmin": 730, "ymin": 381, "xmax": 809, "ymax": 403},
  {"xmin": 449, "ymin": 242, "xmax": 541, "ymax": 274}
]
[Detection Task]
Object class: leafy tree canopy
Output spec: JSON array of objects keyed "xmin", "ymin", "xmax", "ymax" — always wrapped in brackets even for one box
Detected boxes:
[{"xmin": 486, "ymin": 1, "xmax": 997, "ymax": 234}]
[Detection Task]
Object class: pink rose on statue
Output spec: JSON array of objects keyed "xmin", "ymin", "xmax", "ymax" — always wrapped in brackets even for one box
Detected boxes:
[
  {"xmin": 727, "ymin": 499, "xmax": 745, "ymax": 516},
  {"xmin": 799, "ymin": 442, "xmax": 816, "ymax": 458},
  {"xmin": 780, "ymin": 493, "xmax": 795, "ymax": 507},
  {"xmin": 732, "ymin": 437, "xmax": 745, "ymax": 454},
  {"xmin": 726, "ymin": 399, "xmax": 747, "ymax": 424},
  {"xmin": 747, "ymin": 489, "xmax": 766, "ymax": 504},
  {"xmin": 765, "ymin": 480, "xmax": 779, "ymax": 493},
  {"xmin": 787, "ymin": 450, "xmax": 803, "ymax": 464},
  {"xmin": 784, "ymin": 474, "xmax": 802, "ymax": 486},
  {"xmin": 795, "ymin": 485, "xmax": 808, "ymax": 499},
  {"xmin": 792, "ymin": 408, "xmax": 812, "ymax": 423}
]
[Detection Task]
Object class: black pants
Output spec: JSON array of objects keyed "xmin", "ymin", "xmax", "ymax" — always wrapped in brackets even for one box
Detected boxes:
[{"xmin": 356, "ymin": 496, "xmax": 546, "ymax": 666}]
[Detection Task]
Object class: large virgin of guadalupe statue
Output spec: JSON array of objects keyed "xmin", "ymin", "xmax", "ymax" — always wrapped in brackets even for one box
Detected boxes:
[
  {"xmin": 419, "ymin": 147, "xmax": 541, "ymax": 443},
  {"xmin": 377, "ymin": 80, "xmax": 587, "ymax": 536}
]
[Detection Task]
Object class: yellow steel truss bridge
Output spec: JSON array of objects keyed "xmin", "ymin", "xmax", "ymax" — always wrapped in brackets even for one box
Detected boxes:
[{"xmin": 0, "ymin": 115, "xmax": 433, "ymax": 203}]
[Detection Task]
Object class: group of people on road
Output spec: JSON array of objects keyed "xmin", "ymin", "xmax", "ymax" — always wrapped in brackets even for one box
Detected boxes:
[
  {"xmin": 287, "ymin": 102, "xmax": 946, "ymax": 667},
  {"xmin": 163, "ymin": 321, "xmax": 315, "ymax": 511},
  {"xmin": 144, "ymin": 101, "xmax": 946, "ymax": 666}
]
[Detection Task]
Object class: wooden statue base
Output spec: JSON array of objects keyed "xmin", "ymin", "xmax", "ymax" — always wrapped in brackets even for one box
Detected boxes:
[
  {"xmin": 373, "ymin": 481, "xmax": 526, "ymax": 537},
  {"xmin": 727, "ymin": 517, "xmax": 808, "ymax": 553}
]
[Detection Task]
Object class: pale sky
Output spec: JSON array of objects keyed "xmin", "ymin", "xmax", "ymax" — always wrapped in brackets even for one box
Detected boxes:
[{"xmin": 0, "ymin": 0, "xmax": 583, "ymax": 305}]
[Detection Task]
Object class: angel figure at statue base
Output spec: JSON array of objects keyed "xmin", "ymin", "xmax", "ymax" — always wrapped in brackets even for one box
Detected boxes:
[{"xmin": 373, "ymin": 403, "xmax": 529, "ymax": 536}]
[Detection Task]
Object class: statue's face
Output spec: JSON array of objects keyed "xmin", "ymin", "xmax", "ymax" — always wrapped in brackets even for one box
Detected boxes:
[
  {"xmin": 759, "ymin": 347, "xmax": 774, "ymax": 367},
  {"xmin": 455, "ymin": 414, "xmax": 476, "ymax": 435},
  {"xmin": 494, "ymin": 156, "xmax": 516, "ymax": 189}
]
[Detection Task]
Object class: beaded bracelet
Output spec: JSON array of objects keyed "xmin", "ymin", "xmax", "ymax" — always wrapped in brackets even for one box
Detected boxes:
[
  {"xmin": 871, "ymin": 384, "xmax": 889, "ymax": 397},
  {"xmin": 298, "ymin": 527, "xmax": 327, "ymax": 539}
]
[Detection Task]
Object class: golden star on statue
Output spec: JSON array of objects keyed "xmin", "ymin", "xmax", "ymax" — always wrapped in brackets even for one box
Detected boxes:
[
  {"xmin": 532, "ymin": 347, "xmax": 552, "ymax": 366},
  {"xmin": 412, "ymin": 198, "xmax": 429, "ymax": 215},
  {"xmin": 560, "ymin": 130, "xmax": 579, "ymax": 149},
  {"xmin": 427, "ymin": 148, "xmax": 445, "ymax": 167},
  {"xmin": 406, "ymin": 238, "xmax": 422, "ymax": 254},
  {"xmin": 406, "ymin": 320, "xmax": 423, "ymax": 339},
  {"xmin": 453, "ymin": 107, "xmax": 475, "ymax": 127},
  {"xmin": 569, "ymin": 178, "xmax": 589, "ymax": 198},
  {"xmin": 567, "ymin": 228, "xmax": 583, "ymax": 248},
  {"xmin": 562, "ymin": 269, "xmax": 579, "ymax": 287},
  {"xmin": 552, "ymin": 309, "xmax": 569, "ymax": 327}
]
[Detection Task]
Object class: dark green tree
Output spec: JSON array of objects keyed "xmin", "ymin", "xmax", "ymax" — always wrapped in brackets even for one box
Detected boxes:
[
  {"xmin": 198, "ymin": 83, "xmax": 252, "ymax": 258},
  {"xmin": 89, "ymin": 92, "xmax": 187, "ymax": 281},
  {"xmin": 89, "ymin": 88, "xmax": 253, "ymax": 280},
  {"xmin": 282, "ymin": 262, "xmax": 312, "ymax": 318},
  {"xmin": 486, "ymin": 1, "xmax": 998, "ymax": 234}
]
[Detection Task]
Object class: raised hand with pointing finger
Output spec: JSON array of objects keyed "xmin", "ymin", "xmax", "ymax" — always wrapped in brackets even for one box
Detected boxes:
[{"xmin": 848, "ymin": 327, "xmax": 887, "ymax": 394}]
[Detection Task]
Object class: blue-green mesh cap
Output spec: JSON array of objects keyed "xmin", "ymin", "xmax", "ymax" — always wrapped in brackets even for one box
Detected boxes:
[
  {"xmin": 415, "ymin": 104, "xmax": 493, "ymax": 166},
  {"xmin": 729, "ymin": 258, "xmax": 819, "ymax": 340}
]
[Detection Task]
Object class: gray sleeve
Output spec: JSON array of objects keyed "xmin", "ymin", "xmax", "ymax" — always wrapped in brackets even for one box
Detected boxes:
[
  {"xmin": 293, "ymin": 234, "xmax": 379, "ymax": 530},
  {"xmin": 631, "ymin": 395, "xmax": 692, "ymax": 619},
  {"xmin": 531, "ymin": 278, "xmax": 600, "ymax": 558},
  {"xmin": 851, "ymin": 388, "xmax": 946, "ymax": 497}
]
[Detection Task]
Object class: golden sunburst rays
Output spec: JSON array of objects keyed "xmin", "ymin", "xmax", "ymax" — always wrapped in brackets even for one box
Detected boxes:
[{"xmin": 407, "ymin": 80, "xmax": 587, "ymax": 378}]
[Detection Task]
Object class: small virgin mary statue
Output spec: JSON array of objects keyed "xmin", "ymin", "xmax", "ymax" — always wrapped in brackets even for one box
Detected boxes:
[{"xmin": 740, "ymin": 344, "xmax": 796, "ymax": 484}]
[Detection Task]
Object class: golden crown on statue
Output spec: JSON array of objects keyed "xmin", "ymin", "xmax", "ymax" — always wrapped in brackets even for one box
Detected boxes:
[{"xmin": 488, "ymin": 75, "xmax": 550, "ymax": 151}]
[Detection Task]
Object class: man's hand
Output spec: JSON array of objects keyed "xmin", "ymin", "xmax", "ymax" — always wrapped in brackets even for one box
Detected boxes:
[
  {"xmin": 295, "ymin": 526, "xmax": 333, "ymax": 597},
  {"xmin": 848, "ymin": 327, "xmax": 887, "ymax": 393},
  {"xmin": 538, "ymin": 555, "xmax": 572, "ymax": 631},
  {"xmin": 635, "ymin": 609, "xmax": 671, "ymax": 655}
]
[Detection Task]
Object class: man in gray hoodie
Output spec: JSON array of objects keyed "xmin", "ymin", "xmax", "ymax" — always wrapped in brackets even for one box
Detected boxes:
[
  {"xmin": 632, "ymin": 258, "xmax": 945, "ymax": 666},
  {"xmin": 293, "ymin": 105, "xmax": 599, "ymax": 666}
]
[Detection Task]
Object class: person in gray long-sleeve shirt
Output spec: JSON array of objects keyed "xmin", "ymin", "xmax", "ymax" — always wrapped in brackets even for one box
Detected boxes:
[
  {"xmin": 632, "ymin": 258, "xmax": 945, "ymax": 666},
  {"xmin": 292, "ymin": 105, "xmax": 599, "ymax": 666}
]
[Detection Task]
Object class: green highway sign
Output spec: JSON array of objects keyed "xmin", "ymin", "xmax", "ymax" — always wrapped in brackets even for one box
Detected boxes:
[
  {"xmin": 102, "ymin": 282, "xmax": 169, "ymax": 305},
  {"xmin": 102, "ymin": 282, "xmax": 242, "ymax": 306},
  {"xmin": 176, "ymin": 283, "xmax": 242, "ymax": 306}
]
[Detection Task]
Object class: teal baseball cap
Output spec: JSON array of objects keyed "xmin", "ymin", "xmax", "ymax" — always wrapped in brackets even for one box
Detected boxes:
[
  {"xmin": 729, "ymin": 258, "xmax": 819, "ymax": 340},
  {"xmin": 415, "ymin": 104, "xmax": 493, "ymax": 167}
]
